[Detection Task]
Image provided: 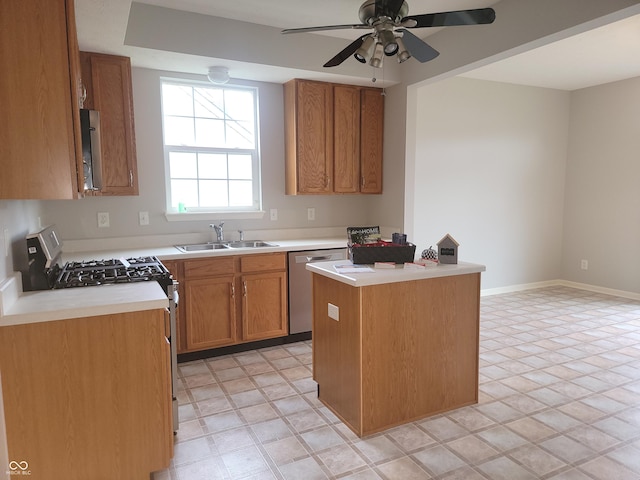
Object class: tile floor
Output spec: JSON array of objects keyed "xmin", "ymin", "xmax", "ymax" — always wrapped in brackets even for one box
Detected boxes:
[{"xmin": 153, "ymin": 286, "xmax": 640, "ymax": 480}]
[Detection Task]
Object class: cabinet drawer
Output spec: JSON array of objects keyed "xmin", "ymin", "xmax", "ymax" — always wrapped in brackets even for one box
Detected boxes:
[
  {"xmin": 240, "ymin": 253, "xmax": 286, "ymax": 273},
  {"xmin": 184, "ymin": 257, "xmax": 235, "ymax": 278}
]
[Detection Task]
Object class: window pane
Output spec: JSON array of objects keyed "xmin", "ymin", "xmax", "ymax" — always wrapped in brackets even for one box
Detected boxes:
[
  {"xmin": 226, "ymin": 121, "xmax": 255, "ymax": 149},
  {"xmin": 229, "ymin": 180, "xmax": 253, "ymax": 206},
  {"xmin": 164, "ymin": 116, "xmax": 195, "ymax": 146},
  {"xmin": 171, "ymin": 179, "xmax": 198, "ymax": 208},
  {"xmin": 225, "ymin": 90, "xmax": 254, "ymax": 121},
  {"xmin": 194, "ymin": 87, "xmax": 224, "ymax": 119},
  {"xmin": 162, "ymin": 80, "xmax": 260, "ymax": 212},
  {"xmin": 199, "ymin": 180, "xmax": 228, "ymax": 207},
  {"xmin": 198, "ymin": 153, "xmax": 227, "ymax": 179},
  {"xmin": 169, "ymin": 152, "xmax": 198, "ymax": 178},
  {"xmin": 228, "ymin": 154, "xmax": 252, "ymax": 179},
  {"xmin": 195, "ymin": 118, "xmax": 225, "ymax": 147},
  {"xmin": 162, "ymin": 84, "xmax": 193, "ymax": 116}
]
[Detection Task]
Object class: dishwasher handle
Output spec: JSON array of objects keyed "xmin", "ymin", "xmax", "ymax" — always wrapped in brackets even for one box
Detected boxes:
[
  {"xmin": 293, "ymin": 249, "xmax": 347, "ymax": 264},
  {"xmin": 306, "ymin": 255, "xmax": 331, "ymax": 262}
]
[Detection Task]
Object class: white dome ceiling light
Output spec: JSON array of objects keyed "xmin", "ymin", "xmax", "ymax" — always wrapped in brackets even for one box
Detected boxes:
[{"xmin": 207, "ymin": 66, "xmax": 230, "ymax": 84}]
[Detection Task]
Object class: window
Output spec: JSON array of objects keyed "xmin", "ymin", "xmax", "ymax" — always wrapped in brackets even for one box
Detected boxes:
[{"xmin": 161, "ymin": 79, "xmax": 261, "ymax": 214}]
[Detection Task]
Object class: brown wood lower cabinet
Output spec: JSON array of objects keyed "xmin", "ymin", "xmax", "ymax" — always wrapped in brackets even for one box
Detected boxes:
[
  {"xmin": 169, "ymin": 253, "xmax": 288, "ymax": 353},
  {"xmin": 0, "ymin": 309, "xmax": 173, "ymax": 480},
  {"xmin": 312, "ymin": 272, "xmax": 481, "ymax": 437}
]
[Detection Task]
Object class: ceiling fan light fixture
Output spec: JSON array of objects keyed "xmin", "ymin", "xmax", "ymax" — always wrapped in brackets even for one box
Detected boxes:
[
  {"xmin": 354, "ymin": 35, "xmax": 376, "ymax": 63},
  {"xmin": 396, "ymin": 37, "xmax": 411, "ymax": 63},
  {"xmin": 369, "ymin": 41, "xmax": 384, "ymax": 68},
  {"xmin": 207, "ymin": 66, "xmax": 230, "ymax": 85},
  {"xmin": 379, "ymin": 29, "xmax": 398, "ymax": 56}
]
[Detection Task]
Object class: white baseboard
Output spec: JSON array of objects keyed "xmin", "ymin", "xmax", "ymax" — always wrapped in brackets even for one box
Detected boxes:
[{"xmin": 481, "ymin": 279, "xmax": 640, "ymax": 302}]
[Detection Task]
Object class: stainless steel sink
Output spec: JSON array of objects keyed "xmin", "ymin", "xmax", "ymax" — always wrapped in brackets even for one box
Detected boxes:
[
  {"xmin": 175, "ymin": 243, "xmax": 229, "ymax": 253},
  {"xmin": 225, "ymin": 241, "xmax": 277, "ymax": 248}
]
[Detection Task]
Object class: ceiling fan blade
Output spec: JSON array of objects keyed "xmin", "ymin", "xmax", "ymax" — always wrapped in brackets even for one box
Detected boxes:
[
  {"xmin": 282, "ymin": 24, "xmax": 369, "ymax": 34},
  {"xmin": 402, "ymin": 7, "xmax": 496, "ymax": 28},
  {"xmin": 323, "ymin": 34, "xmax": 369, "ymax": 67},
  {"xmin": 397, "ymin": 29, "xmax": 439, "ymax": 63},
  {"xmin": 375, "ymin": 0, "xmax": 406, "ymax": 19}
]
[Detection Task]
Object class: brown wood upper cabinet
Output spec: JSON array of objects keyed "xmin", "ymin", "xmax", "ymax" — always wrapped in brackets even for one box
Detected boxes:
[
  {"xmin": 80, "ymin": 52, "xmax": 139, "ymax": 196},
  {"xmin": 284, "ymin": 79, "xmax": 383, "ymax": 195},
  {"xmin": 0, "ymin": 0, "xmax": 84, "ymax": 200}
]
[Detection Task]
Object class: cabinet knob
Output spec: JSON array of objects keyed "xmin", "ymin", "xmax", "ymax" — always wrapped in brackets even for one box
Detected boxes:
[
  {"xmin": 243, "ymin": 282, "xmax": 247, "ymax": 297},
  {"xmin": 129, "ymin": 170, "xmax": 134, "ymax": 187},
  {"xmin": 231, "ymin": 284, "xmax": 235, "ymax": 298}
]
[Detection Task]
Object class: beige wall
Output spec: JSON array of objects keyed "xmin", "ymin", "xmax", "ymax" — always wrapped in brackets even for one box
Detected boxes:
[
  {"xmin": 406, "ymin": 77, "xmax": 570, "ymax": 290},
  {"xmin": 562, "ymin": 76, "xmax": 640, "ymax": 292},
  {"xmin": 39, "ymin": 68, "xmax": 377, "ymax": 242}
]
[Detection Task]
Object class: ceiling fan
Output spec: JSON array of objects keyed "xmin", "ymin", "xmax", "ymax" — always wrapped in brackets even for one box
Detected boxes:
[{"xmin": 282, "ymin": 0, "xmax": 496, "ymax": 68}]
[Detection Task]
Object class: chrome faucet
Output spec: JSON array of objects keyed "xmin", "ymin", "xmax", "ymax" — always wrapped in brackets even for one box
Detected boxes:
[
  {"xmin": 210, "ymin": 222, "xmax": 224, "ymax": 242},
  {"xmin": 238, "ymin": 230, "xmax": 244, "ymax": 241}
]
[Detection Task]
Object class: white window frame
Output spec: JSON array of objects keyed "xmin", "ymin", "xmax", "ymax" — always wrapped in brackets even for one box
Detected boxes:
[{"xmin": 160, "ymin": 78, "xmax": 264, "ymax": 221}]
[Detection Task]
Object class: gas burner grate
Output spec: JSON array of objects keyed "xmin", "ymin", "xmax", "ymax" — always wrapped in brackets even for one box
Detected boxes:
[{"xmin": 54, "ymin": 256, "xmax": 172, "ymax": 289}]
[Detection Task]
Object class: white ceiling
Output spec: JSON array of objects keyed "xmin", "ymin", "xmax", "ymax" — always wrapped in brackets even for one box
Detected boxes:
[{"xmin": 75, "ymin": 0, "xmax": 640, "ymax": 91}]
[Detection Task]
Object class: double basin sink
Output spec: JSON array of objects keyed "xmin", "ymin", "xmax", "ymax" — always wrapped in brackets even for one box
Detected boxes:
[{"xmin": 175, "ymin": 240, "xmax": 276, "ymax": 253}]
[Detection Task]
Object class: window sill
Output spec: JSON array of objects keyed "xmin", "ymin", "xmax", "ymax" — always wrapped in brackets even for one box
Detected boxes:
[{"xmin": 165, "ymin": 211, "xmax": 266, "ymax": 222}]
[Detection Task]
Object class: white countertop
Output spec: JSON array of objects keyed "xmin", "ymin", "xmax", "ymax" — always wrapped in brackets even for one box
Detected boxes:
[
  {"xmin": 0, "ymin": 237, "xmax": 349, "ymax": 328},
  {"xmin": 306, "ymin": 260, "xmax": 486, "ymax": 287},
  {"xmin": 0, "ymin": 281, "xmax": 169, "ymax": 327},
  {"xmin": 62, "ymin": 238, "xmax": 347, "ymax": 263}
]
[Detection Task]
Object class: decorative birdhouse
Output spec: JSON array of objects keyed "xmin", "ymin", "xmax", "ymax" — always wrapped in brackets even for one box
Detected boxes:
[{"xmin": 437, "ymin": 234, "xmax": 459, "ymax": 264}]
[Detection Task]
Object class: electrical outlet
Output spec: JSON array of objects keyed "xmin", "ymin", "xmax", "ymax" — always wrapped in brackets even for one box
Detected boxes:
[
  {"xmin": 270, "ymin": 208, "xmax": 278, "ymax": 221},
  {"xmin": 328, "ymin": 303, "xmax": 339, "ymax": 321},
  {"xmin": 580, "ymin": 259, "xmax": 588, "ymax": 270},
  {"xmin": 307, "ymin": 207, "xmax": 316, "ymax": 221},
  {"xmin": 97, "ymin": 212, "xmax": 110, "ymax": 228},
  {"xmin": 139, "ymin": 211, "xmax": 149, "ymax": 226}
]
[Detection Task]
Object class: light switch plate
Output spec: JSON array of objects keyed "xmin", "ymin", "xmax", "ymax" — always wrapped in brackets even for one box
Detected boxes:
[
  {"xmin": 307, "ymin": 207, "xmax": 315, "ymax": 221},
  {"xmin": 328, "ymin": 303, "xmax": 339, "ymax": 321},
  {"xmin": 270, "ymin": 208, "xmax": 278, "ymax": 221},
  {"xmin": 139, "ymin": 211, "xmax": 149, "ymax": 226}
]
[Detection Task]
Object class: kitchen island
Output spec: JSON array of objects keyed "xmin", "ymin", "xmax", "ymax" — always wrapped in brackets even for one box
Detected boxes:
[{"xmin": 307, "ymin": 260, "xmax": 485, "ymax": 437}]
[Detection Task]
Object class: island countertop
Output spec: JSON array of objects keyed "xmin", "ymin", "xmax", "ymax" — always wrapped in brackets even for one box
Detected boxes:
[{"xmin": 306, "ymin": 260, "xmax": 486, "ymax": 287}]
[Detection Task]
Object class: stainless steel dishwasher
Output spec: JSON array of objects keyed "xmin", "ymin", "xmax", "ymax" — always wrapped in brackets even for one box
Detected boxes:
[{"xmin": 288, "ymin": 248, "xmax": 347, "ymax": 334}]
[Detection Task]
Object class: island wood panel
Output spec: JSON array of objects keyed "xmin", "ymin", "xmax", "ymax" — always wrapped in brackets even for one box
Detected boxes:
[
  {"xmin": 312, "ymin": 272, "xmax": 480, "ymax": 437},
  {"xmin": 360, "ymin": 274, "xmax": 480, "ymax": 435},
  {"xmin": 0, "ymin": 309, "xmax": 172, "ymax": 480},
  {"xmin": 312, "ymin": 274, "xmax": 362, "ymax": 432}
]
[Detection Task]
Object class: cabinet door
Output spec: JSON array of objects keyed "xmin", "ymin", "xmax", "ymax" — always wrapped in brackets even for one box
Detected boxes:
[
  {"xmin": 333, "ymin": 85, "xmax": 361, "ymax": 193},
  {"xmin": 360, "ymin": 88, "xmax": 384, "ymax": 194},
  {"xmin": 290, "ymin": 80, "xmax": 333, "ymax": 194},
  {"xmin": 0, "ymin": 0, "xmax": 83, "ymax": 199},
  {"xmin": 80, "ymin": 52, "xmax": 138, "ymax": 195},
  {"xmin": 184, "ymin": 276, "xmax": 237, "ymax": 350},
  {"xmin": 241, "ymin": 271, "xmax": 287, "ymax": 341}
]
